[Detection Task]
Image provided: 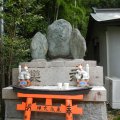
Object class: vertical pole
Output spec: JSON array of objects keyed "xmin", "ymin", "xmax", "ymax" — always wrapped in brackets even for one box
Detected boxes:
[
  {"xmin": 46, "ymin": 98, "xmax": 52, "ymax": 106},
  {"xmin": 24, "ymin": 97, "xmax": 33, "ymax": 120},
  {"xmin": 66, "ymin": 99, "xmax": 73, "ymax": 120},
  {"xmin": 106, "ymin": 31, "xmax": 110, "ymax": 76}
]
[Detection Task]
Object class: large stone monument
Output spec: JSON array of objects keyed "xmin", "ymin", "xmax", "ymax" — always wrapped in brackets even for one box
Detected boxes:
[
  {"xmin": 31, "ymin": 32, "xmax": 48, "ymax": 59},
  {"xmin": 2, "ymin": 19, "xmax": 107, "ymax": 120},
  {"xmin": 31, "ymin": 19, "xmax": 86, "ymax": 59},
  {"xmin": 47, "ymin": 19, "xmax": 72, "ymax": 58},
  {"xmin": 70, "ymin": 29, "xmax": 86, "ymax": 59}
]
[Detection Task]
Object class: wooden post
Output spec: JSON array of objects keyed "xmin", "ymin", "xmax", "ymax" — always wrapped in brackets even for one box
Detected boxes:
[
  {"xmin": 24, "ymin": 97, "xmax": 33, "ymax": 120},
  {"xmin": 46, "ymin": 98, "xmax": 52, "ymax": 106},
  {"xmin": 66, "ymin": 99, "xmax": 73, "ymax": 120}
]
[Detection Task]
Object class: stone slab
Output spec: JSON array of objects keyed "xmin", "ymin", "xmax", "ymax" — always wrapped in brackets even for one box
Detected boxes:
[
  {"xmin": 2, "ymin": 87, "xmax": 18, "ymax": 99},
  {"xmin": 20, "ymin": 59, "xmax": 96, "ymax": 68},
  {"xmin": 89, "ymin": 66, "xmax": 103, "ymax": 86},
  {"xmin": 20, "ymin": 61, "xmax": 46, "ymax": 68},
  {"xmin": 2, "ymin": 86, "xmax": 106, "ymax": 101},
  {"xmin": 83, "ymin": 86, "xmax": 106, "ymax": 102},
  {"xmin": 4, "ymin": 100, "xmax": 107, "ymax": 120},
  {"xmin": 64, "ymin": 60, "xmax": 96, "ymax": 67},
  {"xmin": 12, "ymin": 66, "xmax": 103, "ymax": 86}
]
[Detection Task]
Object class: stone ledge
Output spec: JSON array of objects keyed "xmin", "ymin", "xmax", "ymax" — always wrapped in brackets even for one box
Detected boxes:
[
  {"xmin": 20, "ymin": 59, "xmax": 96, "ymax": 68},
  {"xmin": 2, "ymin": 86, "xmax": 106, "ymax": 102},
  {"xmin": 12, "ymin": 66, "xmax": 103, "ymax": 86}
]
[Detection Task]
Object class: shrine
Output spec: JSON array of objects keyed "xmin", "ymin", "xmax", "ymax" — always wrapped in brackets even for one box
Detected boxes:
[
  {"xmin": 2, "ymin": 19, "xmax": 107, "ymax": 120},
  {"xmin": 2, "ymin": 59, "xmax": 107, "ymax": 120}
]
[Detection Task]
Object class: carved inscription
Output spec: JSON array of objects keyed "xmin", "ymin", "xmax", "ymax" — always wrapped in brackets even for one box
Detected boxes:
[
  {"xmin": 44, "ymin": 106, "xmax": 48, "ymax": 111},
  {"xmin": 66, "ymin": 104, "xmax": 72, "ymax": 115},
  {"xmin": 36, "ymin": 105, "xmax": 61, "ymax": 113},
  {"xmin": 57, "ymin": 106, "xmax": 61, "ymax": 112},
  {"xmin": 25, "ymin": 104, "xmax": 31, "ymax": 111},
  {"xmin": 37, "ymin": 106, "xmax": 41, "ymax": 110},
  {"xmin": 50, "ymin": 106, "xmax": 55, "ymax": 112},
  {"xmin": 29, "ymin": 70, "xmax": 41, "ymax": 82}
]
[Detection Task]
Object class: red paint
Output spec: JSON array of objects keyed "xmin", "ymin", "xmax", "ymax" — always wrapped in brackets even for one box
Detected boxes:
[{"xmin": 17, "ymin": 93, "xmax": 83, "ymax": 120}]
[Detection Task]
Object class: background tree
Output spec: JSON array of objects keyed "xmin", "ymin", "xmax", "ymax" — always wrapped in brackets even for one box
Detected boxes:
[{"xmin": 1, "ymin": 0, "xmax": 48, "ymax": 87}]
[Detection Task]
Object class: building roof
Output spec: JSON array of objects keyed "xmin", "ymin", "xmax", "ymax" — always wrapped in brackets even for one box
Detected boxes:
[
  {"xmin": 86, "ymin": 8, "xmax": 120, "ymax": 41},
  {"xmin": 91, "ymin": 8, "xmax": 120, "ymax": 22}
]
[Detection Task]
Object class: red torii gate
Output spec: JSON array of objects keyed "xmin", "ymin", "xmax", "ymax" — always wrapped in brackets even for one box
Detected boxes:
[{"xmin": 17, "ymin": 92, "xmax": 83, "ymax": 120}]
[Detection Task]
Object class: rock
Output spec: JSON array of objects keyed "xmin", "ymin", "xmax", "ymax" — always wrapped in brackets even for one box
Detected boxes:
[
  {"xmin": 31, "ymin": 32, "xmax": 48, "ymax": 59},
  {"xmin": 47, "ymin": 19, "xmax": 72, "ymax": 58},
  {"xmin": 70, "ymin": 29, "xmax": 86, "ymax": 59}
]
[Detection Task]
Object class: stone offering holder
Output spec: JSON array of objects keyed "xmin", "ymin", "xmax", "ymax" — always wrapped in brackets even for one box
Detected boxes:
[{"xmin": 2, "ymin": 59, "xmax": 107, "ymax": 120}]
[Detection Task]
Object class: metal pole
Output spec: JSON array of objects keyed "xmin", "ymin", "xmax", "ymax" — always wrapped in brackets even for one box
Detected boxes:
[{"xmin": 0, "ymin": 0, "xmax": 4, "ymax": 38}]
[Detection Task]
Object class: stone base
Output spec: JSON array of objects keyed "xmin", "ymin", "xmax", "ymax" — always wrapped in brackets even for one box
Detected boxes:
[
  {"xmin": 3, "ymin": 59, "xmax": 107, "ymax": 120},
  {"xmin": 2, "ymin": 86, "xmax": 107, "ymax": 120},
  {"xmin": 4, "ymin": 100, "xmax": 107, "ymax": 120}
]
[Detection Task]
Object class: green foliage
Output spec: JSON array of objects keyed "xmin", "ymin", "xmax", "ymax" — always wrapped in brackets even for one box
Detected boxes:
[
  {"xmin": 1, "ymin": 0, "xmax": 47, "ymax": 86},
  {"xmin": 114, "ymin": 116, "xmax": 120, "ymax": 120},
  {"xmin": 98, "ymin": 0, "xmax": 118, "ymax": 8},
  {"xmin": 3, "ymin": 36, "xmax": 31, "ymax": 67},
  {"xmin": 55, "ymin": 0, "xmax": 81, "ymax": 27},
  {"xmin": 45, "ymin": 0, "xmax": 89, "ymax": 36},
  {"xmin": 81, "ymin": 0, "xmax": 120, "ymax": 8},
  {"xmin": 2, "ymin": 35, "xmax": 31, "ymax": 85},
  {"xmin": 4, "ymin": 0, "xmax": 48, "ymax": 38}
]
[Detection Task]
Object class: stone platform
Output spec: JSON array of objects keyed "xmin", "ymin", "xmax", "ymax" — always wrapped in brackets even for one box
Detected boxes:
[{"xmin": 2, "ymin": 59, "xmax": 107, "ymax": 120}]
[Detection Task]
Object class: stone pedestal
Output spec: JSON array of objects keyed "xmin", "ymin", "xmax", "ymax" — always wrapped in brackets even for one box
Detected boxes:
[{"xmin": 2, "ymin": 59, "xmax": 107, "ymax": 120}]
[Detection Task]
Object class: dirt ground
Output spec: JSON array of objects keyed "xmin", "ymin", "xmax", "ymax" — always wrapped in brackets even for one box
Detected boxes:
[{"xmin": 107, "ymin": 104, "xmax": 120, "ymax": 120}]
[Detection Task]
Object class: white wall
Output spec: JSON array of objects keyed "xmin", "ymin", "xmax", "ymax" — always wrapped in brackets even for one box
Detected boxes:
[
  {"xmin": 87, "ymin": 24, "xmax": 120, "ymax": 79},
  {"xmin": 107, "ymin": 26, "xmax": 120, "ymax": 78},
  {"xmin": 93, "ymin": 24, "xmax": 107, "ymax": 77},
  {"xmin": 99, "ymin": 29, "xmax": 107, "ymax": 77}
]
